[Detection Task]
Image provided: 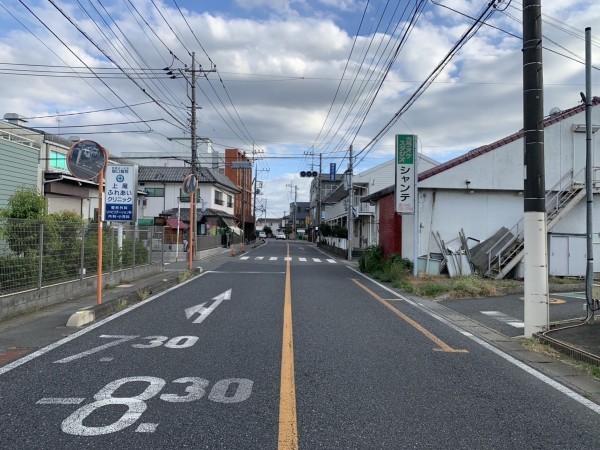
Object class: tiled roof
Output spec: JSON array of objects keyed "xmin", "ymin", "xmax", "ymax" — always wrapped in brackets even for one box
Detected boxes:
[
  {"xmin": 138, "ymin": 166, "xmax": 240, "ymax": 192},
  {"xmin": 418, "ymin": 97, "xmax": 600, "ymax": 182}
]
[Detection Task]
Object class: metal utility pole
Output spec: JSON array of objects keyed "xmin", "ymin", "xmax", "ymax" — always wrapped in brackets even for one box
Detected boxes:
[
  {"xmin": 583, "ymin": 27, "xmax": 595, "ymax": 317},
  {"xmin": 185, "ymin": 52, "xmax": 215, "ymax": 268},
  {"xmin": 347, "ymin": 145, "xmax": 354, "ymax": 261},
  {"xmin": 522, "ymin": 0, "xmax": 549, "ymax": 337},
  {"xmin": 318, "ymin": 153, "xmax": 322, "ymax": 239}
]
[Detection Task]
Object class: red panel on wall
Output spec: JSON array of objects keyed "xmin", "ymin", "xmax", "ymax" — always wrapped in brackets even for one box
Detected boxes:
[{"xmin": 378, "ymin": 194, "xmax": 402, "ymax": 258}]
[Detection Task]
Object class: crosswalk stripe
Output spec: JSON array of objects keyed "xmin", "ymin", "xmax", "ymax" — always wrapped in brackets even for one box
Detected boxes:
[
  {"xmin": 313, "ymin": 258, "xmax": 321, "ymax": 262},
  {"xmin": 269, "ymin": 257, "xmax": 278, "ymax": 261},
  {"xmin": 238, "ymin": 256, "xmax": 337, "ymax": 264},
  {"xmin": 256, "ymin": 256, "xmax": 264, "ymax": 260},
  {"xmin": 326, "ymin": 259, "xmax": 336, "ymax": 263},
  {"xmin": 284, "ymin": 257, "xmax": 292, "ymax": 261},
  {"xmin": 481, "ymin": 311, "xmax": 524, "ymax": 328},
  {"xmin": 299, "ymin": 257, "xmax": 307, "ymax": 262},
  {"xmin": 240, "ymin": 256, "xmax": 249, "ymax": 260}
]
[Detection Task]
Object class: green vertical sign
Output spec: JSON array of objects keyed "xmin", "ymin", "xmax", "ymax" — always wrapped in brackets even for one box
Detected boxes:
[{"xmin": 396, "ymin": 134, "xmax": 415, "ymax": 164}]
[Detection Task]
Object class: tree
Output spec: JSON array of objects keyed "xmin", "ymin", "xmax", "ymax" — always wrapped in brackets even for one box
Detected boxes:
[
  {"xmin": 0, "ymin": 188, "xmax": 47, "ymax": 255},
  {"xmin": 0, "ymin": 187, "xmax": 46, "ymax": 220}
]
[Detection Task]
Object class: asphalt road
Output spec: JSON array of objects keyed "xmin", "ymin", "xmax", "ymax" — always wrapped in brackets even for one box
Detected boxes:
[{"xmin": 1, "ymin": 240, "xmax": 600, "ymax": 449}]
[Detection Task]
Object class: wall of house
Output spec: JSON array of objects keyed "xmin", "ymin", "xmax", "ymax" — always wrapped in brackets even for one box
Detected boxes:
[
  {"xmin": 0, "ymin": 135, "xmax": 40, "ymax": 208},
  {"xmin": 407, "ymin": 189, "xmax": 523, "ymax": 261},
  {"xmin": 377, "ymin": 194, "xmax": 402, "ymax": 258}
]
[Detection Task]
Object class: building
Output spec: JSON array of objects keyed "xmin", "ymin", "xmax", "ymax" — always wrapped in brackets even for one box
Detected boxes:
[
  {"xmin": 362, "ymin": 97, "xmax": 600, "ymax": 278},
  {"xmin": 0, "ymin": 113, "xmax": 100, "ymax": 220},
  {"xmin": 316, "ymin": 155, "xmax": 437, "ymax": 251},
  {"xmin": 137, "ymin": 166, "xmax": 240, "ymax": 236},
  {"xmin": 224, "ymin": 149, "xmax": 254, "ymax": 240}
]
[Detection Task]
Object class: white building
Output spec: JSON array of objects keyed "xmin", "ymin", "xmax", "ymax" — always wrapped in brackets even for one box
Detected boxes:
[{"xmin": 401, "ymin": 97, "xmax": 600, "ymax": 278}]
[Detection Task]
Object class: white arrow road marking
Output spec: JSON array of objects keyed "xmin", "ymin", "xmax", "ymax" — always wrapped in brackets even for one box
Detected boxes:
[{"xmin": 185, "ymin": 289, "xmax": 232, "ymax": 324}]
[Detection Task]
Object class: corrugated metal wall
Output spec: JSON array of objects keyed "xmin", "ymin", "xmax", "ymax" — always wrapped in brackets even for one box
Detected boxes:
[{"xmin": 0, "ymin": 138, "xmax": 40, "ymax": 207}]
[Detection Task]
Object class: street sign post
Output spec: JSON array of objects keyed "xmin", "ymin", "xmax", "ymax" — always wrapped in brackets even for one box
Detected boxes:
[{"xmin": 105, "ymin": 165, "xmax": 137, "ymax": 222}]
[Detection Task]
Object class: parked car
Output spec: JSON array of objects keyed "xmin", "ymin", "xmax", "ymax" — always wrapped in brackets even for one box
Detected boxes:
[
  {"xmin": 258, "ymin": 231, "xmax": 266, "ymax": 239},
  {"xmin": 276, "ymin": 232, "xmax": 286, "ymax": 240}
]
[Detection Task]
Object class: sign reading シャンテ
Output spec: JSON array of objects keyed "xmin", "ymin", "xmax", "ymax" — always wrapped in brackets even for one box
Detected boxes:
[
  {"xmin": 105, "ymin": 165, "xmax": 137, "ymax": 222},
  {"xmin": 395, "ymin": 134, "xmax": 417, "ymax": 214}
]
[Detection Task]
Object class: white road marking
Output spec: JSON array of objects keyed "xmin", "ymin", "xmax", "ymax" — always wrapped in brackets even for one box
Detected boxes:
[
  {"xmin": 313, "ymin": 258, "xmax": 321, "ymax": 262},
  {"xmin": 100, "ymin": 357, "xmax": 114, "ymax": 362},
  {"xmin": 0, "ymin": 270, "xmax": 209, "ymax": 376},
  {"xmin": 481, "ymin": 311, "xmax": 524, "ymax": 328},
  {"xmin": 326, "ymin": 259, "xmax": 336, "ymax": 263},
  {"xmin": 255, "ymin": 256, "xmax": 264, "ymax": 260},
  {"xmin": 269, "ymin": 256, "xmax": 278, "ymax": 261},
  {"xmin": 348, "ymin": 265, "xmax": 600, "ymax": 416},
  {"xmin": 37, "ymin": 398, "xmax": 85, "ymax": 405},
  {"xmin": 186, "ymin": 289, "xmax": 232, "ymax": 324},
  {"xmin": 240, "ymin": 256, "xmax": 250, "ymax": 260},
  {"xmin": 136, "ymin": 423, "xmax": 158, "ymax": 433},
  {"xmin": 299, "ymin": 257, "xmax": 307, "ymax": 262},
  {"xmin": 284, "ymin": 257, "xmax": 292, "ymax": 261}
]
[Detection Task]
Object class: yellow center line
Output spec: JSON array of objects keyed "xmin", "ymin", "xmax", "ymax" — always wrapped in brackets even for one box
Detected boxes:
[
  {"xmin": 278, "ymin": 243, "xmax": 298, "ymax": 449},
  {"xmin": 351, "ymin": 279, "xmax": 468, "ymax": 354}
]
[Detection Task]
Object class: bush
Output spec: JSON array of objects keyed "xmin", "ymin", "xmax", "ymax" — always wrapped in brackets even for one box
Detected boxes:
[{"xmin": 358, "ymin": 245, "xmax": 385, "ymax": 273}]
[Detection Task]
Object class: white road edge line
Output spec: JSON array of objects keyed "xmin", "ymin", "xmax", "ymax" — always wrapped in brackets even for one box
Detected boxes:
[
  {"xmin": 347, "ymin": 266, "xmax": 600, "ymax": 415},
  {"xmin": 0, "ymin": 271, "xmax": 210, "ymax": 377}
]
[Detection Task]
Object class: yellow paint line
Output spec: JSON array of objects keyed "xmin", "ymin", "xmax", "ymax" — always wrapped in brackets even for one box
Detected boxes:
[
  {"xmin": 278, "ymin": 243, "xmax": 298, "ymax": 450},
  {"xmin": 352, "ymin": 279, "xmax": 468, "ymax": 354}
]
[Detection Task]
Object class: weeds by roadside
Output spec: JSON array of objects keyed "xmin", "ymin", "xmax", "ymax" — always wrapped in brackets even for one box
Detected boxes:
[
  {"xmin": 358, "ymin": 245, "xmax": 519, "ymax": 299},
  {"xmin": 178, "ymin": 269, "xmax": 195, "ymax": 283}
]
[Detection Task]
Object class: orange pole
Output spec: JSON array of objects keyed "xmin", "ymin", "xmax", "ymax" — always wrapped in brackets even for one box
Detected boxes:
[
  {"xmin": 97, "ymin": 166, "xmax": 104, "ymax": 305},
  {"xmin": 188, "ymin": 191, "xmax": 194, "ymax": 270}
]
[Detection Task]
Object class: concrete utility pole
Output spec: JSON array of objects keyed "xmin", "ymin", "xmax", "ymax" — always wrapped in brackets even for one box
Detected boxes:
[
  {"xmin": 347, "ymin": 145, "xmax": 354, "ymax": 261},
  {"xmin": 522, "ymin": 0, "xmax": 549, "ymax": 337},
  {"xmin": 583, "ymin": 27, "xmax": 595, "ymax": 317},
  {"xmin": 186, "ymin": 52, "xmax": 215, "ymax": 267}
]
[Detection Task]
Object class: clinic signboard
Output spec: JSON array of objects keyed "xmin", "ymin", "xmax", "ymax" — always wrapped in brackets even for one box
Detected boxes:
[
  {"xmin": 395, "ymin": 134, "xmax": 417, "ymax": 214},
  {"xmin": 105, "ymin": 165, "xmax": 137, "ymax": 222}
]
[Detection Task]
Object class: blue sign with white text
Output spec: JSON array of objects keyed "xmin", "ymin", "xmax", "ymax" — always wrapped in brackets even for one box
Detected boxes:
[{"xmin": 329, "ymin": 163, "xmax": 336, "ymax": 181}]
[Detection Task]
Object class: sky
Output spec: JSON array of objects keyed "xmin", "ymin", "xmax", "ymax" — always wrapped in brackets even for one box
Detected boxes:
[{"xmin": 0, "ymin": 0, "xmax": 598, "ymax": 218}]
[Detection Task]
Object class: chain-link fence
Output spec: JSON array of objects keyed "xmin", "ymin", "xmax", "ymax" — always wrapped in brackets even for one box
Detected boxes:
[{"xmin": 0, "ymin": 218, "xmax": 163, "ymax": 295}]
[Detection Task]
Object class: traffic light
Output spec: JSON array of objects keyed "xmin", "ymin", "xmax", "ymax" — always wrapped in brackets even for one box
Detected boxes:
[{"xmin": 300, "ymin": 171, "xmax": 318, "ymax": 177}]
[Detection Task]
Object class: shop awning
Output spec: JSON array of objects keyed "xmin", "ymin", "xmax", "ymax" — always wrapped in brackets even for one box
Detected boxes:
[
  {"xmin": 165, "ymin": 218, "xmax": 189, "ymax": 230},
  {"xmin": 222, "ymin": 218, "xmax": 237, "ymax": 227},
  {"xmin": 229, "ymin": 226, "xmax": 243, "ymax": 235}
]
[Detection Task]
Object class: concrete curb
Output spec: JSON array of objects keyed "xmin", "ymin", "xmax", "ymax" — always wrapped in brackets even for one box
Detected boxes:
[{"xmin": 66, "ymin": 269, "xmax": 198, "ymax": 327}]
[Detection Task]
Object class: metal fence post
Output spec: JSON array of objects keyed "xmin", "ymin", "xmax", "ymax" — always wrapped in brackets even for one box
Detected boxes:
[
  {"xmin": 80, "ymin": 225, "xmax": 85, "ymax": 281},
  {"xmin": 132, "ymin": 224, "xmax": 137, "ymax": 268},
  {"xmin": 110, "ymin": 226, "xmax": 114, "ymax": 274},
  {"xmin": 38, "ymin": 222, "xmax": 44, "ymax": 290}
]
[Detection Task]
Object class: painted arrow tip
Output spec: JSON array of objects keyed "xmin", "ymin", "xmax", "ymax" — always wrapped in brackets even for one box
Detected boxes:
[{"xmin": 213, "ymin": 289, "xmax": 232, "ymax": 301}]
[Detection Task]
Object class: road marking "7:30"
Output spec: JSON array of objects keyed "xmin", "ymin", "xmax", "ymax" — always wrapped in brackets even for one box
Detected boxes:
[{"xmin": 54, "ymin": 335, "xmax": 198, "ymax": 364}]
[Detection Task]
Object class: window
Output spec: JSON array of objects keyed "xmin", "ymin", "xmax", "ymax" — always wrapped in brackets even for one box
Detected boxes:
[
  {"xmin": 179, "ymin": 188, "xmax": 199, "ymax": 203},
  {"xmin": 227, "ymin": 195, "xmax": 233, "ymax": 208},
  {"xmin": 215, "ymin": 191, "xmax": 224, "ymax": 205},
  {"xmin": 50, "ymin": 151, "xmax": 67, "ymax": 171},
  {"xmin": 146, "ymin": 187, "xmax": 165, "ymax": 197}
]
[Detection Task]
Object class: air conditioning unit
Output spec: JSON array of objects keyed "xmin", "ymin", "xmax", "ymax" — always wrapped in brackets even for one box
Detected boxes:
[{"xmin": 142, "ymin": 199, "xmax": 147, "ymax": 207}]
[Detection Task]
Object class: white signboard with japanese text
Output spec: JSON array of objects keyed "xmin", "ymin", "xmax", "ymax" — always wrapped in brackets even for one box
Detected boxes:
[
  {"xmin": 395, "ymin": 134, "xmax": 417, "ymax": 214},
  {"xmin": 105, "ymin": 165, "xmax": 137, "ymax": 222}
]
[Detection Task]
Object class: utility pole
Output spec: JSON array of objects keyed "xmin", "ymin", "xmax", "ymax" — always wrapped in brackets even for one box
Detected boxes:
[
  {"xmin": 185, "ymin": 52, "xmax": 215, "ymax": 268},
  {"xmin": 347, "ymin": 145, "xmax": 354, "ymax": 260},
  {"xmin": 522, "ymin": 0, "xmax": 549, "ymax": 337},
  {"xmin": 317, "ymin": 153, "xmax": 322, "ymax": 242}
]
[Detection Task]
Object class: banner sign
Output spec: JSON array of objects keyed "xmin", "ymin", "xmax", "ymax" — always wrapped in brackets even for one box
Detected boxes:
[
  {"xmin": 105, "ymin": 165, "xmax": 137, "ymax": 222},
  {"xmin": 395, "ymin": 134, "xmax": 416, "ymax": 214},
  {"xmin": 329, "ymin": 163, "xmax": 336, "ymax": 181}
]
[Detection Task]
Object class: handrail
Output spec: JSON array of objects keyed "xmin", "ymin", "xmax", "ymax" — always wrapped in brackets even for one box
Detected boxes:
[{"xmin": 485, "ymin": 166, "xmax": 586, "ymax": 275}]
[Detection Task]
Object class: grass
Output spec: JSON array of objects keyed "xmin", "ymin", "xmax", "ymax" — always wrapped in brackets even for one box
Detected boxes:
[
  {"xmin": 136, "ymin": 288, "xmax": 151, "ymax": 301},
  {"xmin": 178, "ymin": 269, "xmax": 195, "ymax": 283},
  {"xmin": 358, "ymin": 246, "xmax": 525, "ymax": 300}
]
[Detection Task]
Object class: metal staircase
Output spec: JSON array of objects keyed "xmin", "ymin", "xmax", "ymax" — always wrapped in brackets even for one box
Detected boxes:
[{"xmin": 485, "ymin": 168, "xmax": 587, "ymax": 279}]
